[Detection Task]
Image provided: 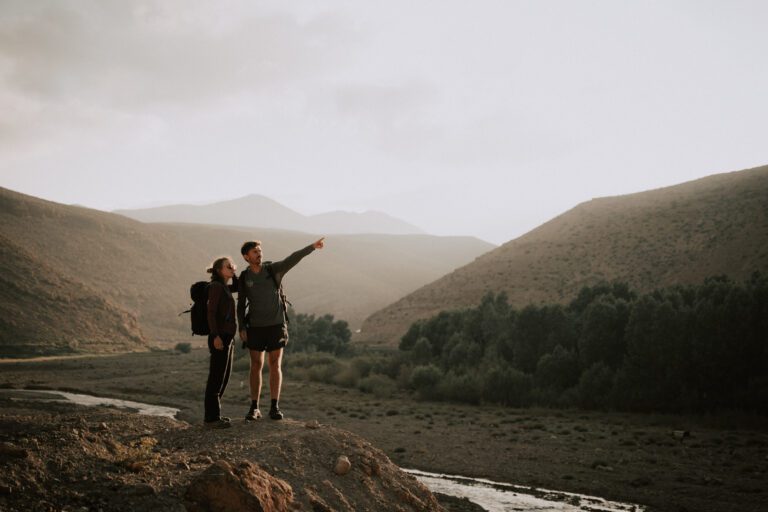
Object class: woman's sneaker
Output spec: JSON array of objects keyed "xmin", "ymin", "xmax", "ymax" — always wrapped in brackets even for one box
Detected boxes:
[
  {"xmin": 204, "ymin": 419, "xmax": 232, "ymax": 429},
  {"xmin": 269, "ymin": 406, "xmax": 284, "ymax": 420},
  {"xmin": 245, "ymin": 409, "xmax": 262, "ymax": 422}
]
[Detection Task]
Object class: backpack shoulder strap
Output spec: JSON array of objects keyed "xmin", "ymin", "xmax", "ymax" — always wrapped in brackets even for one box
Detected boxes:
[
  {"xmin": 264, "ymin": 262, "xmax": 292, "ymax": 323},
  {"xmin": 264, "ymin": 262, "xmax": 279, "ymax": 290}
]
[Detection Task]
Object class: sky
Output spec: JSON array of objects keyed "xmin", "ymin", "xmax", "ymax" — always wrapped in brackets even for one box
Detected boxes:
[{"xmin": 1, "ymin": 0, "xmax": 767, "ymax": 244}]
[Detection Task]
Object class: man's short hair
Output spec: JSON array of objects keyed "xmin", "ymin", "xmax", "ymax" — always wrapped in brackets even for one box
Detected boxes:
[{"xmin": 241, "ymin": 240, "xmax": 262, "ymax": 255}]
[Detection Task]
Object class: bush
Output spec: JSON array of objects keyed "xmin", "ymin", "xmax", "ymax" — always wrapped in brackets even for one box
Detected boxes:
[
  {"xmin": 535, "ymin": 345, "xmax": 580, "ymax": 391},
  {"xmin": 409, "ymin": 364, "xmax": 444, "ymax": 400},
  {"xmin": 411, "ymin": 337, "xmax": 434, "ymax": 365},
  {"xmin": 174, "ymin": 342, "xmax": 192, "ymax": 354},
  {"xmin": 440, "ymin": 371, "xmax": 481, "ymax": 404},
  {"xmin": 358, "ymin": 373, "xmax": 398, "ymax": 398},
  {"xmin": 307, "ymin": 359, "xmax": 345, "ymax": 384},
  {"xmin": 482, "ymin": 366, "xmax": 532, "ymax": 406},
  {"xmin": 332, "ymin": 365, "xmax": 362, "ymax": 388}
]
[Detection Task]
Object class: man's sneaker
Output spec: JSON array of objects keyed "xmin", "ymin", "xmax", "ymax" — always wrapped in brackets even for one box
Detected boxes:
[
  {"xmin": 269, "ymin": 407, "xmax": 284, "ymax": 420},
  {"xmin": 221, "ymin": 416, "xmax": 231, "ymax": 422},
  {"xmin": 245, "ymin": 409, "xmax": 262, "ymax": 422},
  {"xmin": 204, "ymin": 419, "xmax": 232, "ymax": 429}
]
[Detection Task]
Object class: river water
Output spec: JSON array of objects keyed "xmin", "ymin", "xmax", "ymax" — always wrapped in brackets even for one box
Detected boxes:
[
  {"xmin": 3, "ymin": 388, "xmax": 180, "ymax": 419},
  {"xmin": 2, "ymin": 389, "xmax": 643, "ymax": 512},
  {"xmin": 404, "ymin": 468, "xmax": 643, "ymax": 512}
]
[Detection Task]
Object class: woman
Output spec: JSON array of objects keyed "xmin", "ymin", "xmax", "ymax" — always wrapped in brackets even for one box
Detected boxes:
[{"xmin": 203, "ymin": 256, "xmax": 239, "ymax": 429}]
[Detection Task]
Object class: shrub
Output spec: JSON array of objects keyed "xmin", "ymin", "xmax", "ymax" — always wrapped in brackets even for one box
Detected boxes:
[
  {"xmin": 409, "ymin": 364, "xmax": 444, "ymax": 400},
  {"xmin": 440, "ymin": 371, "xmax": 481, "ymax": 404},
  {"xmin": 482, "ymin": 366, "xmax": 532, "ymax": 407},
  {"xmin": 358, "ymin": 373, "xmax": 398, "ymax": 398},
  {"xmin": 332, "ymin": 365, "xmax": 362, "ymax": 388},
  {"xmin": 174, "ymin": 342, "xmax": 192, "ymax": 354},
  {"xmin": 535, "ymin": 345, "xmax": 580, "ymax": 391}
]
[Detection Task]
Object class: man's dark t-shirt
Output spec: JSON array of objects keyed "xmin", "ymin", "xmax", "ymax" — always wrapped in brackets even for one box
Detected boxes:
[{"xmin": 237, "ymin": 244, "xmax": 314, "ymax": 328}]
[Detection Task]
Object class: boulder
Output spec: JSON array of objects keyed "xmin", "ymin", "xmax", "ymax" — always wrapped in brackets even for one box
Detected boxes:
[
  {"xmin": 184, "ymin": 460, "xmax": 295, "ymax": 512},
  {"xmin": 334, "ymin": 455, "xmax": 352, "ymax": 476}
]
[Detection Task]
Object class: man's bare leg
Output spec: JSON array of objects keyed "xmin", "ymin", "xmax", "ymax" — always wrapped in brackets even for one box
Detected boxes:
[
  {"xmin": 246, "ymin": 350, "xmax": 265, "ymax": 420},
  {"xmin": 267, "ymin": 348, "xmax": 284, "ymax": 419}
]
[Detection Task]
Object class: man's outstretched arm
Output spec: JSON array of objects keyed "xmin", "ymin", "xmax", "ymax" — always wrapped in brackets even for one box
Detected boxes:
[{"xmin": 271, "ymin": 238, "xmax": 325, "ymax": 279}]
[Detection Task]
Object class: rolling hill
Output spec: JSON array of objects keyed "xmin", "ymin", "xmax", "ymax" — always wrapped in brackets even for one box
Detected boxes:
[
  {"xmin": 0, "ymin": 233, "xmax": 146, "ymax": 357},
  {"xmin": 358, "ymin": 165, "xmax": 768, "ymax": 346},
  {"xmin": 114, "ymin": 195, "xmax": 426, "ymax": 235},
  {"xmin": 0, "ymin": 187, "xmax": 493, "ymax": 355}
]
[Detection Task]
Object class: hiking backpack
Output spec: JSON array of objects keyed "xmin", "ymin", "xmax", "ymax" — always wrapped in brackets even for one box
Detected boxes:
[{"xmin": 183, "ymin": 281, "xmax": 210, "ymax": 335}]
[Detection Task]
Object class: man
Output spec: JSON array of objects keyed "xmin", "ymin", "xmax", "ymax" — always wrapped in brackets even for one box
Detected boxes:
[{"xmin": 238, "ymin": 237, "xmax": 324, "ymax": 421}]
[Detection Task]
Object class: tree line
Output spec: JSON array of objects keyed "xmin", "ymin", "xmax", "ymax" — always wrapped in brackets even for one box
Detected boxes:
[
  {"xmin": 286, "ymin": 310, "xmax": 352, "ymax": 356},
  {"xmin": 398, "ymin": 274, "xmax": 768, "ymax": 413}
]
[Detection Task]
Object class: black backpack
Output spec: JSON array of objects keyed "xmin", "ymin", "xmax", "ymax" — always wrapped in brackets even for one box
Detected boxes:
[{"xmin": 181, "ymin": 281, "xmax": 210, "ymax": 335}]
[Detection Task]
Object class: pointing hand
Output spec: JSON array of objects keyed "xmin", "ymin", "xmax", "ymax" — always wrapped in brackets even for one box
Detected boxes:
[{"xmin": 313, "ymin": 237, "xmax": 325, "ymax": 250}]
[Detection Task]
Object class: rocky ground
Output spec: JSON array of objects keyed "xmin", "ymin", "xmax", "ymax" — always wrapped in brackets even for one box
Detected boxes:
[
  {"xmin": 1, "ymin": 350, "xmax": 767, "ymax": 512},
  {"xmin": 0, "ymin": 397, "xmax": 446, "ymax": 512}
]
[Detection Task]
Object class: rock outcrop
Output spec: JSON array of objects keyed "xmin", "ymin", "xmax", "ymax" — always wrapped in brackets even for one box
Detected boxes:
[
  {"xmin": 185, "ymin": 460, "xmax": 295, "ymax": 512},
  {"xmin": 0, "ymin": 398, "xmax": 444, "ymax": 512}
]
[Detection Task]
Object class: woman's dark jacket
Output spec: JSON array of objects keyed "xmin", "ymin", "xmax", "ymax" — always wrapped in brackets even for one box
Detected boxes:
[{"xmin": 207, "ymin": 276, "xmax": 238, "ymax": 337}]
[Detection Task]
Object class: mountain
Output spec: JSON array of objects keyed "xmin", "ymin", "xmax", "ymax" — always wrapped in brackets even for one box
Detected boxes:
[
  {"xmin": 114, "ymin": 195, "xmax": 426, "ymax": 235},
  {"xmin": 305, "ymin": 210, "xmax": 424, "ymax": 235},
  {"xmin": 358, "ymin": 164, "xmax": 768, "ymax": 346},
  {"xmin": 0, "ymin": 187, "xmax": 493, "ymax": 355},
  {"xmin": 0, "ymin": 234, "xmax": 146, "ymax": 358}
]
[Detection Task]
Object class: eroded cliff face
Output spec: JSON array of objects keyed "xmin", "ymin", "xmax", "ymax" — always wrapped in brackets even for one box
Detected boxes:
[{"xmin": 0, "ymin": 398, "xmax": 444, "ymax": 512}]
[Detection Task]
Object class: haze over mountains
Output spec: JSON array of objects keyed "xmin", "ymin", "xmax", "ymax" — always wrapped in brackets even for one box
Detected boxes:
[
  {"xmin": 0, "ymin": 187, "xmax": 492, "ymax": 357},
  {"xmin": 4, "ymin": 164, "xmax": 767, "ymax": 356},
  {"xmin": 115, "ymin": 195, "xmax": 426, "ymax": 236},
  {"xmin": 359, "ymin": 165, "xmax": 768, "ymax": 346}
]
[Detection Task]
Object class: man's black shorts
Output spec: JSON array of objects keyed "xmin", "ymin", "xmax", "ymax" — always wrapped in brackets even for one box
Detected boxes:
[{"xmin": 246, "ymin": 324, "xmax": 288, "ymax": 352}]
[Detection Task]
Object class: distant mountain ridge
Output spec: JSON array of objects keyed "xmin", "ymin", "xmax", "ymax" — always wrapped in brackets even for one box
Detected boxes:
[
  {"xmin": 358, "ymin": 164, "xmax": 768, "ymax": 346},
  {"xmin": 114, "ymin": 195, "xmax": 426, "ymax": 235},
  {"xmin": 0, "ymin": 187, "xmax": 493, "ymax": 356}
]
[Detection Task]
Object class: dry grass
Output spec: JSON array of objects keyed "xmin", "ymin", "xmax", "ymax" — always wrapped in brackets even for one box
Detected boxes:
[
  {"xmin": 360, "ymin": 164, "xmax": 768, "ymax": 345},
  {"xmin": 0, "ymin": 187, "xmax": 492, "ymax": 355}
]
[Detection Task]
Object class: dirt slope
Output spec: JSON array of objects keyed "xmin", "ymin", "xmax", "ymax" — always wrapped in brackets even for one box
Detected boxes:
[
  {"xmin": 0, "ymin": 234, "xmax": 146, "ymax": 357},
  {"xmin": 0, "ymin": 187, "xmax": 493, "ymax": 353},
  {"xmin": 0, "ymin": 399, "xmax": 443, "ymax": 512},
  {"xmin": 359, "ymin": 165, "xmax": 768, "ymax": 345}
]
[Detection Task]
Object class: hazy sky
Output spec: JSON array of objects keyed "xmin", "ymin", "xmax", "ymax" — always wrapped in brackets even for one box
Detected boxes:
[{"xmin": 1, "ymin": 1, "xmax": 766, "ymax": 244}]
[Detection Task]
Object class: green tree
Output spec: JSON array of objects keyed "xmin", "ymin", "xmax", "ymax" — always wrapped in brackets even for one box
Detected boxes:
[
  {"xmin": 618, "ymin": 293, "xmax": 689, "ymax": 411},
  {"xmin": 510, "ymin": 304, "xmax": 573, "ymax": 373},
  {"xmin": 535, "ymin": 345, "xmax": 580, "ymax": 392},
  {"xmin": 578, "ymin": 362, "xmax": 615, "ymax": 409},
  {"xmin": 409, "ymin": 364, "xmax": 444, "ymax": 400},
  {"xmin": 482, "ymin": 366, "xmax": 532, "ymax": 406},
  {"xmin": 578, "ymin": 295, "xmax": 631, "ymax": 369},
  {"xmin": 288, "ymin": 312, "xmax": 351, "ymax": 355},
  {"xmin": 411, "ymin": 337, "xmax": 434, "ymax": 365}
]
